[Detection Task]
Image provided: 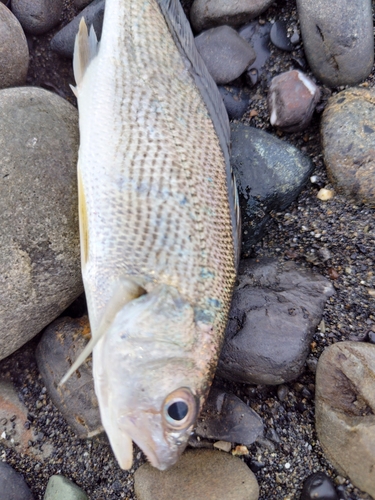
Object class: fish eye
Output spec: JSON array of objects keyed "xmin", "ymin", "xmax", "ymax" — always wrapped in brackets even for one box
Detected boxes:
[{"xmin": 163, "ymin": 387, "xmax": 197, "ymax": 430}]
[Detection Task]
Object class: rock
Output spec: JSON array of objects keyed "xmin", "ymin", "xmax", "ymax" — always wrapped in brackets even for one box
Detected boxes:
[
  {"xmin": 0, "ymin": 378, "xmax": 53, "ymax": 460},
  {"xmin": 36, "ymin": 317, "xmax": 102, "ymax": 439},
  {"xmin": 0, "ymin": 3, "xmax": 29, "ymax": 88},
  {"xmin": 51, "ymin": 0, "xmax": 104, "ymax": 58},
  {"xmin": 218, "ymin": 86, "xmax": 251, "ymax": 120},
  {"xmin": 321, "ymin": 88, "xmax": 375, "ymax": 206},
  {"xmin": 270, "ymin": 20, "xmax": 293, "ymax": 52},
  {"xmin": 301, "ymin": 471, "xmax": 338, "ymax": 500},
  {"xmin": 193, "ymin": 387, "xmax": 263, "ymax": 444},
  {"xmin": 11, "ymin": 0, "xmax": 63, "ymax": 35},
  {"xmin": 0, "ymin": 461, "xmax": 34, "ymax": 500},
  {"xmin": 44, "ymin": 475, "xmax": 88, "ymax": 500},
  {"xmin": 268, "ymin": 70, "xmax": 320, "ymax": 132},
  {"xmin": 134, "ymin": 449, "xmax": 259, "ymax": 500},
  {"xmin": 296, "ymin": 0, "xmax": 373, "ymax": 87},
  {"xmin": 217, "ymin": 258, "xmax": 335, "ymax": 385},
  {"xmin": 0, "ymin": 87, "xmax": 82, "ymax": 361},
  {"xmin": 190, "ymin": 0, "xmax": 274, "ymax": 33},
  {"xmin": 73, "ymin": 0, "xmax": 93, "ymax": 8},
  {"xmin": 230, "ymin": 123, "xmax": 313, "ymax": 253},
  {"xmin": 315, "ymin": 341, "xmax": 375, "ymax": 498},
  {"xmin": 195, "ymin": 26, "xmax": 256, "ymax": 85},
  {"xmin": 238, "ymin": 22, "xmax": 271, "ymax": 86},
  {"xmin": 317, "ymin": 188, "xmax": 335, "ymax": 201}
]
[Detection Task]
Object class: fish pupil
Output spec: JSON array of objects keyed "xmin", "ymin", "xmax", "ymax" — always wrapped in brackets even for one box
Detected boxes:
[{"xmin": 167, "ymin": 401, "xmax": 188, "ymax": 421}]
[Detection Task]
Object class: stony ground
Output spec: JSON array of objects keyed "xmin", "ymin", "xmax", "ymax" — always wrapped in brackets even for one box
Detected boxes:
[{"xmin": 1, "ymin": 0, "xmax": 374, "ymax": 499}]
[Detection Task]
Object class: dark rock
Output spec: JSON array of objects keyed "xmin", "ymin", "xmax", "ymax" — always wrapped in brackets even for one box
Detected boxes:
[
  {"xmin": 195, "ymin": 26, "xmax": 256, "ymax": 85},
  {"xmin": 368, "ymin": 331, "xmax": 375, "ymax": 344},
  {"xmin": 315, "ymin": 341, "xmax": 375, "ymax": 498},
  {"xmin": 190, "ymin": 0, "xmax": 274, "ymax": 33},
  {"xmin": 217, "ymin": 258, "xmax": 335, "ymax": 385},
  {"xmin": 238, "ymin": 22, "xmax": 271, "ymax": 86},
  {"xmin": 230, "ymin": 123, "xmax": 313, "ymax": 253},
  {"xmin": 50, "ymin": 0, "xmax": 104, "ymax": 58},
  {"xmin": 321, "ymin": 88, "xmax": 375, "ymax": 206},
  {"xmin": 270, "ymin": 20, "xmax": 293, "ymax": 52},
  {"xmin": 218, "ymin": 86, "xmax": 251, "ymax": 120},
  {"xmin": 194, "ymin": 387, "xmax": 263, "ymax": 444},
  {"xmin": 11, "ymin": 0, "xmax": 63, "ymax": 35},
  {"xmin": 301, "ymin": 471, "xmax": 338, "ymax": 500},
  {"xmin": 134, "ymin": 449, "xmax": 259, "ymax": 500},
  {"xmin": 268, "ymin": 70, "xmax": 320, "ymax": 132},
  {"xmin": 0, "ymin": 461, "xmax": 34, "ymax": 500},
  {"xmin": 36, "ymin": 316, "xmax": 103, "ymax": 439},
  {"xmin": 296, "ymin": 0, "xmax": 373, "ymax": 87}
]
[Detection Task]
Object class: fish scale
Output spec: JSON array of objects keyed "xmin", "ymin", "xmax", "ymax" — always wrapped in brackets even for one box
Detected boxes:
[{"xmin": 65, "ymin": 0, "xmax": 239, "ymax": 470}]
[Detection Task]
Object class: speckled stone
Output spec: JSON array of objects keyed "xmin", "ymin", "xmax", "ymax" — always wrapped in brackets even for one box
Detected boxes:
[
  {"xmin": 0, "ymin": 3, "xmax": 29, "ymax": 88},
  {"xmin": 0, "ymin": 87, "xmax": 82, "ymax": 361},
  {"xmin": 315, "ymin": 342, "xmax": 375, "ymax": 498},
  {"xmin": 134, "ymin": 449, "xmax": 259, "ymax": 500},
  {"xmin": 11, "ymin": 0, "xmax": 63, "ymax": 35},
  {"xmin": 190, "ymin": 0, "xmax": 274, "ymax": 33},
  {"xmin": 296, "ymin": 0, "xmax": 373, "ymax": 86},
  {"xmin": 321, "ymin": 88, "xmax": 375, "ymax": 206},
  {"xmin": 44, "ymin": 475, "xmax": 88, "ymax": 500}
]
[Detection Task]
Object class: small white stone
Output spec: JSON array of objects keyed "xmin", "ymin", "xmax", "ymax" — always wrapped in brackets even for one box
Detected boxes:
[
  {"xmin": 317, "ymin": 188, "xmax": 335, "ymax": 201},
  {"xmin": 213, "ymin": 440, "xmax": 232, "ymax": 453}
]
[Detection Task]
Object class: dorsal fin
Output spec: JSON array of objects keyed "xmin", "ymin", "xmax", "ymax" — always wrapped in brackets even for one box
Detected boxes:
[
  {"xmin": 156, "ymin": 0, "xmax": 241, "ymax": 267},
  {"xmin": 59, "ymin": 278, "xmax": 146, "ymax": 385},
  {"xmin": 71, "ymin": 17, "xmax": 99, "ymax": 93}
]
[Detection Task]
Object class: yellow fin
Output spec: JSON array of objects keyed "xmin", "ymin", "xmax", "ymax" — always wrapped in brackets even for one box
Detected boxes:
[
  {"xmin": 73, "ymin": 17, "xmax": 99, "ymax": 89},
  {"xmin": 59, "ymin": 279, "xmax": 146, "ymax": 385}
]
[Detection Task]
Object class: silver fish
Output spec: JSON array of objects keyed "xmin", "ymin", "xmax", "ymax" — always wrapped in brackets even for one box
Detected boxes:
[{"xmin": 62, "ymin": 0, "xmax": 239, "ymax": 470}]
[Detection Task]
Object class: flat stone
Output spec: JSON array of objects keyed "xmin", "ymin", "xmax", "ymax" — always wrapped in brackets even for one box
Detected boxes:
[
  {"xmin": 134, "ymin": 448, "xmax": 259, "ymax": 500},
  {"xmin": 321, "ymin": 88, "xmax": 375, "ymax": 206},
  {"xmin": 11, "ymin": 0, "xmax": 63, "ymax": 35},
  {"xmin": 0, "ymin": 3, "xmax": 29, "ymax": 88},
  {"xmin": 218, "ymin": 86, "xmax": 251, "ymax": 120},
  {"xmin": 217, "ymin": 258, "xmax": 335, "ymax": 385},
  {"xmin": 230, "ymin": 123, "xmax": 313, "ymax": 253},
  {"xmin": 194, "ymin": 387, "xmax": 263, "ymax": 445},
  {"xmin": 44, "ymin": 475, "xmax": 88, "ymax": 500},
  {"xmin": 195, "ymin": 26, "xmax": 256, "ymax": 85},
  {"xmin": 315, "ymin": 341, "xmax": 375, "ymax": 498},
  {"xmin": 36, "ymin": 317, "xmax": 102, "ymax": 439},
  {"xmin": 0, "ymin": 461, "xmax": 34, "ymax": 500},
  {"xmin": 0, "ymin": 87, "xmax": 82, "ymax": 361},
  {"xmin": 51, "ymin": 0, "xmax": 104, "ymax": 58},
  {"xmin": 190, "ymin": 0, "xmax": 274, "ymax": 33},
  {"xmin": 238, "ymin": 22, "xmax": 271, "ymax": 86},
  {"xmin": 0, "ymin": 378, "xmax": 53, "ymax": 460},
  {"xmin": 268, "ymin": 70, "xmax": 320, "ymax": 132},
  {"xmin": 296, "ymin": 0, "xmax": 373, "ymax": 87}
]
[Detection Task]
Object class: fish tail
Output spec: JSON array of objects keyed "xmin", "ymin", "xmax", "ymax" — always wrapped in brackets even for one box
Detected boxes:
[{"xmin": 71, "ymin": 17, "xmax": 99, "ymax": 95}]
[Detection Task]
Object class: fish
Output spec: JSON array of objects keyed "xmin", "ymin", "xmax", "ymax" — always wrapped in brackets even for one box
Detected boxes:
[{"xmin": 61, "ymin": 0, "xmax": 240, "ymax": 471}]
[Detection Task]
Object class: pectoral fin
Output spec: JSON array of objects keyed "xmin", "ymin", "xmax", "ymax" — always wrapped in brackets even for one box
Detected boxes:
[{"xmin": 60, "ymin": 278, "xmax": 146, "ymax": 385}]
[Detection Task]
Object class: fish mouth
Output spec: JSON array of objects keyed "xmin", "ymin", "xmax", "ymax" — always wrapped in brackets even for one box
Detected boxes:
[{"xmin": 132, "ymin": 432, "xmax": 187, "ymax": 471}]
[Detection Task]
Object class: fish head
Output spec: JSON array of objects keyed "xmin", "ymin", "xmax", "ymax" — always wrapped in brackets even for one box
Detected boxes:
[{"xmin": 93, "ymin": 284, "xmax": 217, "ymax": 470}]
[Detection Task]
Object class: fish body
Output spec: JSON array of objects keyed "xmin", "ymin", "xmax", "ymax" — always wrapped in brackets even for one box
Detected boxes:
[{"xmin": 67, "ymin": 0, "xmax": 238, "ymax": 470}]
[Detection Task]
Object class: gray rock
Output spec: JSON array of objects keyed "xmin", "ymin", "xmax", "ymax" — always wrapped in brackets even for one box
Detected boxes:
[
  {"xmin": 134, "ymin": 448, "xmax": 259, "ymax": 500},
  {"xmin": 268, "ymin": 70, "xmax": 320, "ymax": 132},
  {"xmin": 194, "ymin": 387, "xmax": 263, "ymax": 444},
  {"xmin": 11, "ymin": 0, "xmax": 63, "ymax": 35},
  {"xmin": 190, "ymin": 0, "xmax": 274, "ymax": 33},
  {"xmin": 195, "ymin": 26, "xmax": 256, "ymax": 85},
  {"xmin": 44, "ymin": 475, "xmax": 88, "ymax": 500},
  {"xmin": 321, "ymin": 88, "xmax": 375, "ymax": 206},
  {"xmin": 0, "ymin": 87, "xmax": 82, "ymax": 361},
  {"xmin": 218, "ymin": 86, "xmax": 251, "ymax": 120},
  {"xmin": 296, "ymin": 0, "xmax": 373, "ymax": 87},
  {"xmin": 217, "ymin": 258, "xmax": 335, "ymax": 385},
  {"xmin": 270, "ymin": 20, "xmax": 293, "ymax": 52},
  {"xmin": 230, "ymin": 123, "xmax": 313, "ymax": 253},
  {"xmin": 238, "ymin": 22, "xmax": 271, "ymax": 86},
  {"xmin": 0, "ymin": 461, "xmax": 34, "ymax": 500},
  {"xmin": 301, "ymin": 471, "xmax": 339, "ymax": 500},
  {"xmin": 73, "ymin": 0, "xmax": 93, "ymax": 8},
  {"xmin": 315, "ymin": 341, "xmax": 375, "ymax": 498},
  {"xmin": 0, "ymin": 3, "xmax": 29, "ymax": 88},
  {"xmin": 36, "ymin": 316, "xmax": 103, "ymax": 439},
  {"xmin": 51, "ymin": 0, "xmax": 104, "ymax": 58}
]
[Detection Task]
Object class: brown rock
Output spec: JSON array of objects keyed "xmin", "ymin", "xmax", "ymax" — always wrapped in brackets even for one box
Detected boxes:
[
  {"xmin": 315, "ymin": 341, "xmax": 375, "ymax": 498},
  {"xmin": 321, "ymin": 88, "xmax": 375, "ymax": 206},
  {"xmin": 134, "ymin": 448, "xmax": 259, "ymax": 500}
]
